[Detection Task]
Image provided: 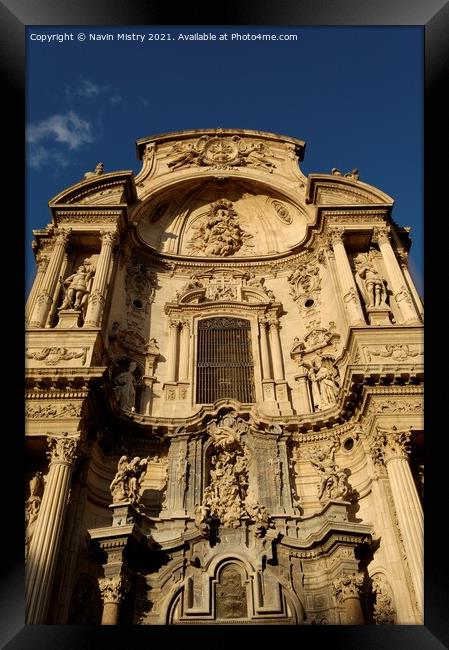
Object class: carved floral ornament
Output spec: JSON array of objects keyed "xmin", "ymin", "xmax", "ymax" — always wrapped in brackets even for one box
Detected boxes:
[
  {"xmin": 370, "ymin": 425, "xmax": 412, "ymax": 465},
  {"xmin": 98, "ymin": 575, "xmax": 130, "ymax": 604},
  {"xmin": 333, "ymin": 572, "xmax": 364, "ymax": 602},
  {"xmin": 166, "ymin": 135, "xmax": 276, "ymax": 171},
  {"xmin": 46, "ymin": 432, "xmax": 81, "ymax": 465}
]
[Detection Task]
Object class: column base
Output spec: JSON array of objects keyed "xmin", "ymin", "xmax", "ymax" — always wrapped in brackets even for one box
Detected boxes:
[
  {"xmin": 56, "ymin": 309, "xmax": 82, "ymax": 328},
  {"xmin": 366, "ymin": 306, "xmax": 392, "ymax": 326}
]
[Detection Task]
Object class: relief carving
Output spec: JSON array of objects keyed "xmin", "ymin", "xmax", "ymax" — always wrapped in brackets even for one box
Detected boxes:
[
  {"xmin": 272, "ymin": 200, "xmax": 292, "ymax": 224},
  {"xmin": 25, "ymin": 403, "xmax": 83, "ymax": 419},
  {"xmin": 167, "ymin": 135, "xmax": 276, "ymax": 171},
  {"xmin": 216, "ymin": 565, "xmax": 248, "ymax": 619},
  {"xmin": 288, "ymin": 261, "xmax": 321, "ymax": 301},
  {"xmin": 309, "ymin": 442, "xmax": 350, "ymax": 503},
  {"xmin": 371, "ymin": 574, "xmax": 396, "ymax": 624},
  {"xmin": 25, "ymin": 471, "xmax": 44, "ymax": 558},
  {"xmin": 188, "ymin": 200, "xmax": 253, "ymax": 257},
  {"xmin": 195, "ymin": 412, "xmax": 271, "ymax": 537},
  {"xmin": 26, "ymin": 347, "xmax": 88, "ymax": 366},
  {"xmin": 364, "ymin": 344, "xmax": 422, "ymax": 362},
  {"xmin": 110, "ymin": 455, "xmax": 148, "ymax": 505}
]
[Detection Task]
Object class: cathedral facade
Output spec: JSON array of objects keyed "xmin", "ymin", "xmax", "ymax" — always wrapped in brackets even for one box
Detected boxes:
[{"xmin": 25, "ymin": 128, "xmax": 424, "ymax": 625}]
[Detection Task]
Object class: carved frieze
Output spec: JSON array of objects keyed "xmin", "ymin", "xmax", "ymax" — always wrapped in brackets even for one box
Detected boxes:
[
  {"xmin": 364, "ymin": 344, "xmax": 422, "ymax": 363},
  {"xmin": 25, "ymin": 403, "xmax": 83, "ymax": 419},
  {"xmin": 167, "ymin": 135, "xmax": 276, "ymax": 172},
  {"xmin": 26, "ymin": 347, "xmax": 88, "ymax": 366}
]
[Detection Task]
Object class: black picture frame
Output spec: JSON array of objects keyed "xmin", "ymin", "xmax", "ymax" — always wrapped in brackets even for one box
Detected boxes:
[{"xmin": 6, "ymin": 1, "xmax": 448, "ymax": 648}]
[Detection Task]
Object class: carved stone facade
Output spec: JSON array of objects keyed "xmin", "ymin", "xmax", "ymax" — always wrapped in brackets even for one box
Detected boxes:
[{"xmin": 25, "ymin": 128, "xmax": 423, "ymax": 625}]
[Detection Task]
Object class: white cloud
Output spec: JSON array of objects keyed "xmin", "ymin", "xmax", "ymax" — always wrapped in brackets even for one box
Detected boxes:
[
  {"xmin": 27, "ymin": 111, "xmax": 93, "ymax": 151},
  {"xmin": 28, "ymin": 145, "xmax": 70, "ymax": 170},
  {"xmin": 66, "ymin": 78, "xmax": 123, "ymax": 105}
]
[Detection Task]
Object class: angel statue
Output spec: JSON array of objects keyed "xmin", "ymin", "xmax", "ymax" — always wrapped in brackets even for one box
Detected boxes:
[
  {"xmin": 353, "ymin": 252, "xmax": 388, "ymax": 309},
  {"xmin": 307, "ymin": 356, "xmax": 340, "ymax": 411},
  {"xmin": 110, "ymin": 455, "xmax": 148, "ymax": 505}
]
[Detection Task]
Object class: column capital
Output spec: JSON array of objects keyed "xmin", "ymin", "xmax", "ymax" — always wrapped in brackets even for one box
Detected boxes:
[
  {"xmin": 99, "ymin": 574, "xmax": 130, "ymax": 605},
  {"xmin": 333, "ymin": 572, "xmax": 364, "ymax": 602},
  {"xmin": 267, "ymin": 316, "xmax": 280, "ymax": 330},
  {"xmin": 372, "ymin": 226, "xmax": 390, "ymax": 245},
  {"xmin": 46, "ymin": 433, "xmax": 82, "ymax": 465},
  {"xmin": 371, "ymin": 425, "xmax": 411, "ymax": 465},
  {"xmin": 100, "ymin": 230, "xmax": 119, "ymax": 246},
  {"xmin": 327, "ymin": 228, "xmax": 345, "ymax": 247},
  {"xmin": 169, "ymin": 319, "xmax": 182, "ymax": 330},
  {"xmin": 54, "ymin": 228, "xmax": 72, "ymax": 245}
]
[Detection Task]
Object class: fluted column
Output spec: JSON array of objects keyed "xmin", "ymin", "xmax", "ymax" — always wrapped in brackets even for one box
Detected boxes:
[
  {"xmin": 267, "ymin": 317, "xmax": 284, "ymax": 381},
  {"xmin": 333, "ymin": 572, "xmax": 365, "ymax": 624},
  {"xmin": 26, "ymin": 433, "xmax": 81, "ymax": 623},
  {"xmin": 167, "ymin": 319, "xmax": 180, "ymax": 382},
  {"xmin": 99, "ymin": 575, "xmax": 129, "ymax": 625},
  {"xmin": 398, "ymin": 251, "xmax": 424, "ymax": 319},
  {"xmin": 373, "ymin": 228, "xmax": 421, "ymax": 324},
  {"xmin": 328, "ymin": 229, "xmax": 366, "ymax": 326},
  {"xmin": 371, "ymin": 425, "xmax": 423, "ymax": 614},
  {"xmin": 178, "ymin": 320, "xmax": 190, "ymax": 382},
  {"xmin": 25, "ymin": 254, "xmax": 49, "ymax": 324},
  {"xmin": 28, "ymin": 229, "xmax": 71, "ymax": 328},
  {"xmin": 258, "ymin": 317, "xmax": 272, "ymax": 380},
  {"xmin": 84, "ymin": 230, "xmax": 118, "ymax": 327}
]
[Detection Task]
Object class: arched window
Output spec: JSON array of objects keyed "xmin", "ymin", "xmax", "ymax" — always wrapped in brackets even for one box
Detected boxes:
[{"xmin": 196, "ymin": 317, "xmax": 255, "ymax": 404}]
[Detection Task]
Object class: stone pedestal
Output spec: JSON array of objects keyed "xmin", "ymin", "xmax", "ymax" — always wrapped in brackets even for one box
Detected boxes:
[
  {"xmin": 366, "ymin": 306, "xmax": 392, "ymax": 326},
  {"xmin": 56, "ymin": 309, "xmax": 82, "ymax": 329},
  {"xmin": 294, "ymin": 368, "xmax": 313, "ymax": 414}
]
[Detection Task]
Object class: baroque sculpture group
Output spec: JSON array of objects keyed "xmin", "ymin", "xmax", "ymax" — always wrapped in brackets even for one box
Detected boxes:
[{"xmin": 25, "ymin": 128, "xmax": 423, "ymax": 625}]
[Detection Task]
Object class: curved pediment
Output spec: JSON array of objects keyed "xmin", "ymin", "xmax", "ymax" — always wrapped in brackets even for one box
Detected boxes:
[
  {"xmin": 306, "ymin": 173, "xmax": 394, "ymax": 206},
  {"xmin": 136, "ymin": 177, "xmax": 311, "ymax": 258}
]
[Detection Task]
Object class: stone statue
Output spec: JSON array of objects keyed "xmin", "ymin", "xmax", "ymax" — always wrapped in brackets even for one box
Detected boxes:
[
  {"xmin": 354, "ymin": 253, "xmax": 388, "ymax": 308},
  {"xmin": 309, "ymin": 443, "xmax": 350, "ymax": 502},
  {"xmin": 84, "ymin": 162, "xmax": 104, "ymax": 179},
  {"xmin": 58, "ymin": 263, "xmax": 95, "ymax": 311},
  {"xmin": 307, "ymin": 357, "xmax": 339, "ymax": 411},
  {"xmin": 110, "ymin": 455, "xmax": 148, "ymax": 505},
  {"xmin": 113, "ymin": 361, "xmax": 138, "ymax": 411},
  {"xmin": 189, "ymin": 200, "xmax": 252, "ymax": 257}
]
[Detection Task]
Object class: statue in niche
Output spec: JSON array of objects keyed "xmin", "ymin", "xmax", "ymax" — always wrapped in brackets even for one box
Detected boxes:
[
  {"xmin": 113, "ymin": 361, "xmax": 138, "ymax": 411},
  {"xmin": 58, "ymin": 262, "xmax": 95, "ymax": 311},
  {"xmin": 353, "ymin": 252, "xmax": 388, "ymax": 308},
  {"xmin": 189, "ymin": 200, "xmax": 253, "ymax": 257},
  {"xmin": 110, "ymin": 455, "xmax": 148, "ymax": 505},
  {"xmin": 309, "ymin": 443, "xmax": 350, "ymax": 502},
  {"xmin": 307, "ymin": 356, "xmax": 340, "ymax": 411}
]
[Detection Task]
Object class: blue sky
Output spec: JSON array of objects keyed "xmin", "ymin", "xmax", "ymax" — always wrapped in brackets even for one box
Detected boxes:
[{"xmin": 26, "ymin": 25, "xmax": 423, "ymax": 296}]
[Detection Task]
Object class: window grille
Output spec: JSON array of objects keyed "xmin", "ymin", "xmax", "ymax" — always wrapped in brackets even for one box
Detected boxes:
[{"xmin": 196, "ymin": 317, "xmax": 255, "ymax": 404}]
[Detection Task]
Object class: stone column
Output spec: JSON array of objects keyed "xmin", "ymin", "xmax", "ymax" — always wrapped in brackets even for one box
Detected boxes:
[
  {"xmin": 84, "ymin": 230, "xmax": 118, "ymax": 327},
  {"xmin": 294, "ymin": 363, "xmax": 313, "ymax": 414},
  {"xmin": 99, "ymin": 575, "xmax": 129, "ymax": 625},
  {"xmin": 333, "ymin": 572, "xmax": 365, "ymax": 624},
  {"xmin": 28, "ymin": 229, "xmax": 71, "ymax": 328},
  {"xmin": 167, "ymin": 319, "xmax": 180, "ymax": 383},
  {"xmin": 267, "ymin": 318, "xmax": 284, "ymax": 381},
  {"xmin": 398, "ymin": 250, "xmax": 424, "ymax": 320},
  {"xmin": 258, "ymin": 317, "xmax": 272, "ymax": 380},
  {"xmin": 371, "ymin": 425, "xmax": 423, "ymax": 613},
  {"xmin": 25, "ymin": 254, "xmax": 49, "ymax": 325},
  {"xmin": 328, "ymin": 229, "xmax": 366, "ymax": 326},
  {"xmin": 178, "ymin": 320, "xmax": 190, "ymax": 382},
  {"xmin": 373, "ymin": 228, "xmax": 421, "ymax": 324},
  {"xmin": 26, "ymin": 433, "xmax": 81, "ymax": 623}
]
